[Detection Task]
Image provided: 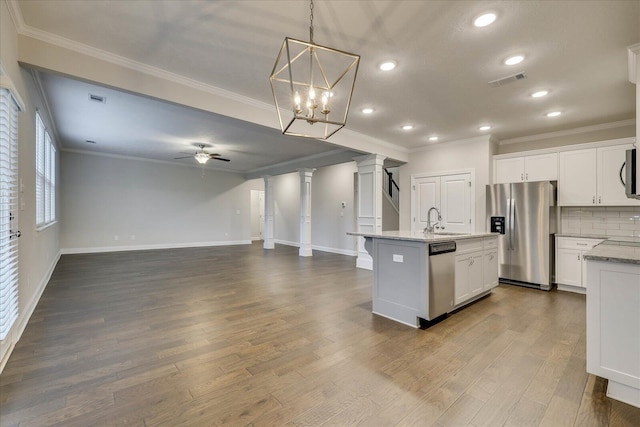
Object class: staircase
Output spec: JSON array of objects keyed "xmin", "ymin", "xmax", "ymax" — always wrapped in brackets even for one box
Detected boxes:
[{"xmin": 383, "ymin": 168, "xmax": 400, "ymax": 212}]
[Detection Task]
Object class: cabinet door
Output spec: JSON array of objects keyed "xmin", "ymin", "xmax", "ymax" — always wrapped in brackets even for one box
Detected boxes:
[
  {"xmin": 559, "ymin": 149, "xmax": 597, "ymax": 206},
  {"xmin": 597, "ymin": 145, "xmax": 640, "ymax": 206},
  {"xmin": 468, "ymin": 253, "xmax": 484, "ymax": 296},
  {"xmin": 525, "ymin": 153, "xmax": 558, "ymax": 181},
  {"xmin": 483, "ymin": 250, "xmax": 499, "ymax": 290},
  {"xmin": 495, "ymin": 157, "xmax": 524, "ymax": 184},
  {"xmin": 454, "ymin": 255, "xmax": 470, "ymax": 305},
  {"xmin": 556, "ymin": 248, "xmax": 582, "ymax": 287}
]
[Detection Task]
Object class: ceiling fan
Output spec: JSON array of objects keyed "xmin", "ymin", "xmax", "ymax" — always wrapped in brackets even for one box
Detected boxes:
[{"xmin": 174, "ymin": 144, "xmax": 230, "ymax": 164}]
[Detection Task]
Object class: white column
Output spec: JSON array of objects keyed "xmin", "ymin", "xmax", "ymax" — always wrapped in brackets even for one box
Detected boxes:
[
  {"xmin": 262, "ymin": 175, "xmax": 275, "ymax": 249},
  {"xmin": 353, "ymin": 154, "xmax": 386, "ymax": 270},
  {"xmin": 298, "ymin": 168, "xmax": 314, "ymax": 257}
]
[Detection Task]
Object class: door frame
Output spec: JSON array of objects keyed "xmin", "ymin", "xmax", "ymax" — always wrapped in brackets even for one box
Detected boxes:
[{"xmin": 410, "ymin": 168, "xmax": 476, "ymax": 233}]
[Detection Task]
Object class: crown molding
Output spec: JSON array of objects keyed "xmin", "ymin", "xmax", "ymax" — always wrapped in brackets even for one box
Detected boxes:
[
  {"xmin": 61, "ymin": 148, "xmax": 245, "ymax": 174},
  {"xmin": 5, "ymin": 1, "xmax": 25, "ymax": 33},
  {"xmin": 11, "ymin": 12, "xmax": 274, "ymax": 115},
  {"xmin": 409, "ymin": 134, "xmax": 492, "ymax": 154},
  {"xmin": 246, "ymin": 149, "xmax": 347, "ymax": 175},
  {"xmin": 498, "ymin": 119, "xmax": 636, "ymax": 146}
]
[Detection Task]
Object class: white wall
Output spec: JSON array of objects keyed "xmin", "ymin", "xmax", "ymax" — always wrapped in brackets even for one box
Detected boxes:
[
  {"xmin": 273, "ymin": 172, "xmax": 300, "ymax": 246},
  {"xmin": 310, "ymin": 162, "xmax": 358, "ymax": 255},
  {"xmin": 60, "ymin": 151, "xmax": 263, "ymax": 251},
  {"xmin": 399, "ymin": 136, "xmax": 493, "ymax": 232},
  {"xmin": 250, "ymin": 189, "xmax": 264, "ymax": 240},
  {"xmin": 382, "ymin": 193, "xmax": 399, "ymax": 231},
  {"xmin": 1, "ymin": 0, "xmax": 61, "ymax": 368}
]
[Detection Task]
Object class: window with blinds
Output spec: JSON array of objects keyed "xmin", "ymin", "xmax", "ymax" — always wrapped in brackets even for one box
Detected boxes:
[
  {"xmin": 35, "ymin": 111, "xmax": 55, "ymax": 227},
  {"xmin": 0, "ymin": 88, "xmax": 19, "ymax": 341}
]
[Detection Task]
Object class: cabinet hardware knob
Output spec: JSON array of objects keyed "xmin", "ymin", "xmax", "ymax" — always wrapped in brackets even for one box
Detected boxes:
[
  {"xmin": 525, "ymin": 173, "xmax": 528, "ymax": 180},
  {"xmin": 598, "ymin": 196, "xmax": 601, "ymax": 204},
  {"xmin": 578, "ymin": 254, "xmax": 580, "ymax": 260},
  {"xmin": 521, "ymin": 173, "xmax": 524, "ymax": 181},
  {"xmin": 592, "ymin": 196, "xmax": 595, "ymax": 204}
]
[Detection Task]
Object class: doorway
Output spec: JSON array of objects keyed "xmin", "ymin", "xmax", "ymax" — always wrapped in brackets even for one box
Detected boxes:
[
  {"xmin": 411, "ymin": 170, "xmax": 474, "ymax": 233},
  {"xmin": 250, "ymin": 190, "xmax": 264, "ymax": 241}
]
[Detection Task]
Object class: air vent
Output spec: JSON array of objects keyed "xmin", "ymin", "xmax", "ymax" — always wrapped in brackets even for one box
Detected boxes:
[
  {"xmin": 488, "ymin": 72, "xmax": 527, "ymax": 88},
  {"xmin": 88, "ymin": 93, "xmax": 106, "ymax": 103},
  {"xmin": 85, "ymin": 140, "xmax": 96, "ymax": 144}
]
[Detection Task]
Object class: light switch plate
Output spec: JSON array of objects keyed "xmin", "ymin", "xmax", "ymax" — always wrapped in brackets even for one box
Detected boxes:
[{"xmin": 393, "ymin": 254, "xmax": 403, "ymax": 263}]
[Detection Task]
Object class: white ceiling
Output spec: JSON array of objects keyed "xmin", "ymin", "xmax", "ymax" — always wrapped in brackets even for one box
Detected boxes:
[{"xmin": 15, "ymin": 1, "xmax": 640, "ymax": 168}]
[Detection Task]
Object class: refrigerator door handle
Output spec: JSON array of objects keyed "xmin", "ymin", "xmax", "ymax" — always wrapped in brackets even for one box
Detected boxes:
[{"xmin": 509, "ymin": 198, "xmax": 515, "ymax": 250}]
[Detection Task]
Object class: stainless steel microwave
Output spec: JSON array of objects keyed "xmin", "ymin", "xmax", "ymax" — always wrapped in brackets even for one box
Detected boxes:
[{"xmin": 625, "ymin": 148, "xmax": 640, "ymax": 200}]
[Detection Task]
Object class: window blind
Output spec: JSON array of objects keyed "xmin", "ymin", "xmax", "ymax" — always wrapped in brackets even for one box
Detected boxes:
[
  {"xmin": 0, "ymin": 88, "xmax": 19, "ymax": 341},
  {"xmin": 35, "ymin": 112, "xmax": 45, "ymax": 225},
  {"xmin": 35, "ymin": 111, "xmax": 55, "ymax": 226}
]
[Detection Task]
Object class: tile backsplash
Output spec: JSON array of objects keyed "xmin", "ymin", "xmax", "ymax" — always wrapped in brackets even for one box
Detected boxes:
[{"xmin": 561, "ymin": 207, "xmax": 640, "ymax": 238}]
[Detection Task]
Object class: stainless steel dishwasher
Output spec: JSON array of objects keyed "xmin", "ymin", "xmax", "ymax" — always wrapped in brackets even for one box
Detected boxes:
[{"xmin": 426, "ymin": 241, "xmax": 456, "ymax": 320}]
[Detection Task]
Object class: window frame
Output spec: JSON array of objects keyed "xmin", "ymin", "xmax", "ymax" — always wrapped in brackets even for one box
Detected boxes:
[{"xmin": 35, "ymin": 111, "xmax": 56, "ymax": 229}]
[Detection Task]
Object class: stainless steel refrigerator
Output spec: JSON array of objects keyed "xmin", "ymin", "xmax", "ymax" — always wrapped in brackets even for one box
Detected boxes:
[{"xmin": 486, "ymin": 181, "xmax": 557, "ymax": 290}]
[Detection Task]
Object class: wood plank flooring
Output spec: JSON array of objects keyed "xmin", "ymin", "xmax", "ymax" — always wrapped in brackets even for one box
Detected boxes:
[{"xmin": 1, "ymin": 243, "xmax": 639, "ymax": 426}]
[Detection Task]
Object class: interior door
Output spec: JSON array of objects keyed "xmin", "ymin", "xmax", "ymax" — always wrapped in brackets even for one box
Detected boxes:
[
  {"xmin": 440, "ymin": 173, "xmax": 471, "ymax": 233},
  {"xmin": 413, "ymin": 176, "xmax": 440, "ymax": 232}
]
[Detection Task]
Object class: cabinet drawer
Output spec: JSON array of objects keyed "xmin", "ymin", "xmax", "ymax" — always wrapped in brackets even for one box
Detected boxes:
[
  {"xmin": 483, "ymin": 237, "xmax": 498, "ymax": 250},
  {"xmin": 556, "ymin": 237, "xmax": 603, "ymax": 250},
  {"xmin": 456, "ymin": 238, "xmax": 483, "ymax": 254}
]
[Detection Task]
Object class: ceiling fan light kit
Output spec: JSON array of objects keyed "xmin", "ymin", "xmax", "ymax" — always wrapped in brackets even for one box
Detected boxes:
[
  {"xmin": 174, "ymin": 144, "xmax": 230, "ymax": 164},
  {"xmin": 269, "ymin": 0, "xmax": 360, "ymax": 140}
]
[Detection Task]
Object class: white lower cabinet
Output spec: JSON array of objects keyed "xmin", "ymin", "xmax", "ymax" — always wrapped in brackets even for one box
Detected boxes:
[
  {"xmin": 454, "ymin": 237, "xmax": 499, "ymax": 306},
  {"xmin": 555, "ymin": 236, "xmax": 604, "ymax": 292}
]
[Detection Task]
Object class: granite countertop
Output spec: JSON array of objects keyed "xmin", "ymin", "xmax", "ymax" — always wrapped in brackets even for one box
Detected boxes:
[
  {"xmin": 555, "ymin": 233, "xmax": 608, "ymax": 240},
  {"xmin": 346, "ymin": 230, "xmax": 498, "ymax": 243},
  {"xmin": 583, "ymin": 238, "xmax": 640, "ymax": 265}
]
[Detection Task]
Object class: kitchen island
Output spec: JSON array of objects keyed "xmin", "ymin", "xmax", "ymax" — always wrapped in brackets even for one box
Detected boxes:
[
  {"xmin": 347, "ymin": 231, "xmax": 499, "ymax": 328},
  {"xmin": 584, "ymin": 239, "xmax": 640, "ymax": 409}
]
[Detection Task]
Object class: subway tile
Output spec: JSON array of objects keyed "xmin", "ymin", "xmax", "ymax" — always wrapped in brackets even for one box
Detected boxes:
[{"xmin": 605, "ymin": 229, "xmax": 635, "ymax": 237}]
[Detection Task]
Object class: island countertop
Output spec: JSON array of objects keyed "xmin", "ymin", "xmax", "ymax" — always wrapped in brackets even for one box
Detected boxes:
[
  {"xmin": 347, "ymin": 230, "xmax": 498, "ymax": 243},
  {"xmin": 583, "ymin": 239, "xmax": 640, "ymax": 265}
]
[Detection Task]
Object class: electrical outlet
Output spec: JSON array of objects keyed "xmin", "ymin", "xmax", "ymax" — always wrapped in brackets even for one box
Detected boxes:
[{"xmin": 393, "ymin": 254, "xmax": 403, "ymax": 263}]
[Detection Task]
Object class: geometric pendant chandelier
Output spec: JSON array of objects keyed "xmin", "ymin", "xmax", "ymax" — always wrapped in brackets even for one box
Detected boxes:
[{"xmin": 269, "ymin": 0, "xmax": 360, "ymax": 140}]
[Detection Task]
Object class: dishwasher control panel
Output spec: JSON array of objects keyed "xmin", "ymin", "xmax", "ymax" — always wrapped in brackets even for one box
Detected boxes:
[{"xmin": 429, "ymin": 241, "xmax": 456, "ymax": 255}]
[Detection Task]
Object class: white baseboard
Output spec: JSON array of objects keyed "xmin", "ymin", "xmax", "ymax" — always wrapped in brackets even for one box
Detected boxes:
[
  {"xmin": 60, "ymin": 240, "xmax": 252, "ymax": 255},
  {"xmin": 273, "ymin": 239, "xmax": 299, "ymax": 248},
  {"xmin": 251, "ymin": 237, "xmax": 263, "ymax": 242},
  {"xmin": 1, "ymin": 250, "xmax": 61, "ymax": 374},
  {"xmin": 311, "ymin": 245, "xmax": 357, "ymax": 257},
  {"xmin": 557, "ymin": 284, "xmax": 586, "ymax": 295}
]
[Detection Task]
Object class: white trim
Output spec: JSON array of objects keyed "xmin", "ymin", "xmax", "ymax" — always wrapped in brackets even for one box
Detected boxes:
[
  {"xmin": 251, "ymin": 237, "xmax": 263, "ymax": 242},
  {"xmin": 1, "ymin": 250, "xmax": 61, "ymax": 374},
  {"xmin": 498, "ymin": 119, "xmax": 636, "ymax": 146},
  {"xmin": 356, "ymin": 257, "xmax": 373, "ymax": 270},
  {"xmin": 409, "ymin": 135, "xmax": 491, "ymax": 154},
  {"xmin": 31, "ymin": 70, "xmax": 62, "ymax": 147},
  {"xmin": 247, "ymin": 149, "xmax": 346, "ymax": 175},
  {"xmin": 311, "ymin": 245, "xmax": 357, "ymax": 257},
  {"xmin": 273, "ymin": 239, "xmax": 299, "ymax": 248},
  {"xmin": 0, "ymin": 75, "xmax": 26, "ymax": 111},
  {"xmin": 493, "ymin": 137, "xmax": 636, "ymax": 160},
  {"xmin": 60, "ymin": 240, "xmax": 252, "ymax": 255},
  {"xmin": 35, "ymin": 220, "xmax": 58, "ymax": 233},
  {"xmin": 557, "ymin": 284, "xmax": 586, "ymax": 295},
  {"xmin": 628, "ymin": 43, "xmax": 640, "ymax": 84},
  {"xmin": 6, "ymin": 1, "xmax": 25, "ymax": 33},
  {"xmin": 62, "ymin": 148, "xmax": 246, "ymax": 174}
]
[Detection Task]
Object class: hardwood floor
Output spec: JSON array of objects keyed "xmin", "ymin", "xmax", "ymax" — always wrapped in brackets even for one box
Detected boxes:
[{"xmin": 1, "ymin": 243, "xmax": 639, "ymax": 426}]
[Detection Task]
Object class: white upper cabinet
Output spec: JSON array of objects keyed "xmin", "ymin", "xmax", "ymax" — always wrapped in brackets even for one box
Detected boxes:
[
  {"xmin": 559, "ymin": 149, "xmax": 598, "ymax": 205},
  {"xmin": 597, "ymin": 144, "xmax": 640, "ymax": 205},
  {"xmin": 495, "ymin": 153, "xmax": 557, "ymax": 184},
  {"xmin": 559, "ymin": 144, "xmax": 640, "ymax": 206}
]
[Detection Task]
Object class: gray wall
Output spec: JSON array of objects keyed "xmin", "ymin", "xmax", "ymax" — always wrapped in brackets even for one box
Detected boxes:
[
  {"xmin": 273, "ymin": 172, "xmax": 300, "ymax": 246},
  {"xmin": 61, "ymin": 151, "xmax": 263, "ymax": 251}
]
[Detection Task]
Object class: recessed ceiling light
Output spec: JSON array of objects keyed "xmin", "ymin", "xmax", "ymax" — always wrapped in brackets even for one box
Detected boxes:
[
  {"xmin": 379, "ymin": 61, "xmax": 396, "ymax": 71},
  {"xmin": 504, "ymin": 55, "xmax": 524, "ymax": 65},
  {"xmin": 473, "ymin": 13, "xmax": 497, "ymax": 27},
  {"xmin": 361, "ymin": 107, "xmax": 374, "ymax": 114},
  {"xmin": 402, "ymin": 124, "xmax": 414, "ymax": 131},
  {"xmin": 531, "ymin": 90, "xmax": 549, "ymax": 98},
  {"xmin": 429, "ymin": 136, "xmax": 439, "ymax": 141},
  {"xmin": 479, "ymin": 125, "xmax": 492, "ymax": 131},
  {"xmin": 546, "ymin": 111, "xmax": 562, "ymax": 117}
]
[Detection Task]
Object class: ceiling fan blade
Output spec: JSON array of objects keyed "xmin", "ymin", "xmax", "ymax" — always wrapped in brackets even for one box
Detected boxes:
[
  {"xmin": 207, "ymin": 153, "xmax": 222, "ymax": 158},
  {"xmin": 174, "ymin": 156, "xmax": 193, "ymax": 159},
  {"xmin": 212, "ymin": 157, "xmax": 230, "ymax": 162},
  {"xmin": 179, "ymin": 152, "xmax": 195, "ymax": 155}
]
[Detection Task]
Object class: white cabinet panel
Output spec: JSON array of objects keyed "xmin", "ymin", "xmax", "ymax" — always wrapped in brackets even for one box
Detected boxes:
[
  {"xmin": 483, "ymin": 250, "xmax": 498, "ymax": 290},
  {"xmin": 559, "ymin": 149, "xmax": 597, "ymax": 206},
  {"xmin": 557, "ymin": 247, "xmax": 582, "ymax": 287},
  {"xmin": 525, "ymin": 153, "xmax": 558, "ymax": 181},
  {"xmin": 496, "ymin": 157, "xmax": 525, "ymax": 184},
  {"xmin": 455, "ymin": 254, "xmax": 471, "ymax": 305},
  {"xmin": 597, "ymin": 144, "xmax": 640, "ymax": 206}
]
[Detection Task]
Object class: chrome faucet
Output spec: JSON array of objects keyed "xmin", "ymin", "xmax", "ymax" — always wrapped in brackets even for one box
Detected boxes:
[{"xmin": 424, "ymin": 207, "xmax": 442, "ymax": 233}]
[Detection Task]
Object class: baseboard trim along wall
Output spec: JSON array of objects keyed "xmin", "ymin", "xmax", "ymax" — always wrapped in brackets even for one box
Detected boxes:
[
  {"xmin": 60, "ymin": 240, "xmax": 252, "ymax": 255},
  {"xmin": 273, "ymin": 239, "xmax": 357, "ymax": 257},
  {"xmin": 1, "ymin": 250, "xmax": 61, "ymax": 374}
]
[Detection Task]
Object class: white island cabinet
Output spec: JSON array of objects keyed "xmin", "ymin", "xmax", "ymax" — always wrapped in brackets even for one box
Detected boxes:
[
  {"xmin": 584, "ymin": 241, "xmax": 640, "ymax": 409},
  {"xmin": 347, "ymin": 231, "xmax": 499, "ymax": 328}
]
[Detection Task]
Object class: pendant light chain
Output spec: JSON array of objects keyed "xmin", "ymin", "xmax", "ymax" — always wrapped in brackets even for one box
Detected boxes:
[{"xmin": 309, "ymin": 0, "xmax": 314, "ymax": 43}]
